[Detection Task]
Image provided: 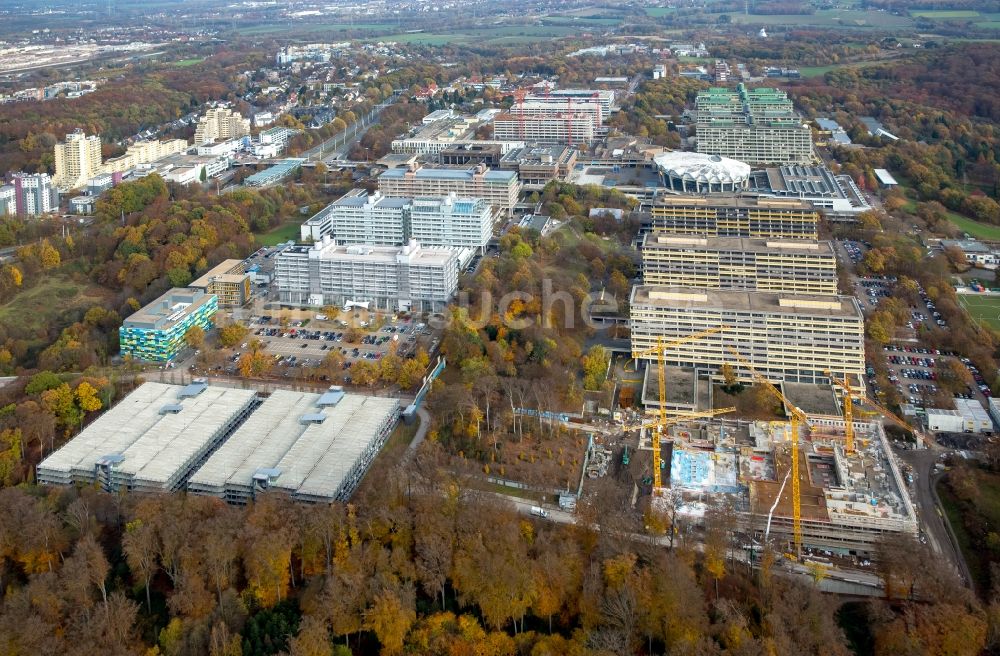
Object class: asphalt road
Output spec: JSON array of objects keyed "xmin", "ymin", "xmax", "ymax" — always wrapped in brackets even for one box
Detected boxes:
[{"xmin": 897, "ymin": 446, "xmax": 972, "ymax": 586}]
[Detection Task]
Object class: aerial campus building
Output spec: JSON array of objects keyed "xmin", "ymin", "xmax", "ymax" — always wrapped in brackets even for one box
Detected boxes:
[
  {"xmin": 377, "ymin": 164, "xmax": 521, "ymax": 216},
  {"xmin": 653, "ymin": 152, "xmax": 752, "ymax": 194},
  {"xmin": 36, "ymin": 382, "xmax": 258, "ymax": 493},
  {"xmin": 275, "ymin": 238, "xmax": 460, "ymax": 312},
  {"xmin": 493, "ymin": 113, "xmax": 597, "ymax": 145},
  {"xmin": 300, "ymin": 190, "xmax": 495, "ymax": 253},
  {"xmin": 695, "ymin": 85, "xmax": 814, "ymax": 165},
  {"xmin": 750, "ymin": 165, "xmax": 872, "ymax": 222},
  {"xmin": 301, "ymin": 189, "xmax": 412, "ymax": 245},
  {"xmin": 37, "ymin": 382, "xmax": 400, "ymax": 504},
  {"xmin": 629, "ymin": 286, "xmax": 865, "ymax": 384},
  {"xmin": 645, "ymin": 195, "xmax": 820, "ymax": 241},
  {"xmin": 119, "ymin": 288, "xmax": 218, "ymax": 362},
  {"xmin": 188, "ymin": 259, "xmax": 252, "ymax": 307},
  {"xmin": 640, "ymin": 234, "xmax": 838, "ymax": 295},
  {"xmin": 188, "ymin": 388, "xmax": 399, "ymax": 504}
]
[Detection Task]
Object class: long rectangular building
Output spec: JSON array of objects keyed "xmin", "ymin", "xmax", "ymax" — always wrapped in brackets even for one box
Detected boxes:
[
  {"xmin": 647, "ymin": 195, "xmax": 819, "ymax": 240},
  {"xmin": 378, "ymin": 164, "xmax": 521, "ymax": 216},
  {"xmin": 120, "ymin": 288, "xmax": 218, "ymax": 362},
  {"xmin": 640, "ymin": 234, "xmax": 837, "ymax": 295},
  {"xmin": 276, "ymin": 238, "xmax": 460, "ymax": 312},
  {"xmin": 36, "ymin": 382, "xmax": 258, "ymax": 493},
  {"xmin": 493, "ymin": 113, "xmax": 596, "ymax": 145},
  {"xmin": 188, "ymin": 388, "xmax": 398, "ymax": 504},
  {"xmin": 696, "ymin": 85, "xmax": 814, "ymax": 165},
  {"xmin": 629, "ymin": 286, "xmax": 864, "ymax": 384},
  {"xmin": 301, "ymin": 189, "xmax": 411, "ymax": 245}
]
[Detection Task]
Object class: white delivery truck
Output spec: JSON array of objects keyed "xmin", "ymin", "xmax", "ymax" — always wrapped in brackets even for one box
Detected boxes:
[{"xmin": 529, "ymin": 506, "xmax": 549, "ymax": 518}]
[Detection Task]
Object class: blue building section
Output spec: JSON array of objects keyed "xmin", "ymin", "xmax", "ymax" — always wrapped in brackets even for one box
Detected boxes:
[{"xmin": 120, "ymin": 288, "xmax": 218, "ymax": 362}]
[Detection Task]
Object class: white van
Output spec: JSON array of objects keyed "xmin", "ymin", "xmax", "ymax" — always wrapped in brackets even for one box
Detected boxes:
[{"xmin": 529, "ymin": 506, "xmax": 549, "ymax": 518}]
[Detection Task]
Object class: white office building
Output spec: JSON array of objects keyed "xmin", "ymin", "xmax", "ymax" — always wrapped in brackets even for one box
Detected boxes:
[
  {"xmin": 411, "ymin": 194, "xmax": 494, "ymax": 253},
  {"xmin": 276, "ymin": 238, "xmax": 460, "ymax": 312},
  {"xmin": 301, "ymin": 190, "xmax": 410, "ymax": 245}
]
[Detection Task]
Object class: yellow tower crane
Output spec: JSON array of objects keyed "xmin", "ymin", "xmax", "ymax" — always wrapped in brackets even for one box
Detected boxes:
[
  {"xmin": 825, "ymin": 370, "xmax": 856, "ymax": 453},
  {"xmin": 631, "ymin": 326, "xmax": 728, "ymax": 491},
  {"xmin": 622, "ymin": 407, "xmax": 738, "ymax": 491},
  {"xmin": 726, "ymin": 347, "xmax": 809, "ymax": 557},
  {"xmin": 828, "ymin": 375, "xmax": 932, "ymax": 449}
]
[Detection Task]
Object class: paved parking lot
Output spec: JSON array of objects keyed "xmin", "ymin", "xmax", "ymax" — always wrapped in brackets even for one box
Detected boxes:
[{"xmin": 249, "ymin": 315, "xmax": 430, "ymax": 366}]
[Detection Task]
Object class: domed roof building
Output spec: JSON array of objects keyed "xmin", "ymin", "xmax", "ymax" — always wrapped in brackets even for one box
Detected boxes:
[{"xmin": 653, "ymin": 152, "xmax": 752, "ymax": 193}]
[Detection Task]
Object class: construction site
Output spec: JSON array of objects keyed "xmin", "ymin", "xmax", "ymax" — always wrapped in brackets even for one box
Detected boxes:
[
  {"xmin": 637, "ymin": 415, "xmax": 918, "ymax": 555},
  {"xmin": 621, "ymin": 331, "xmax": 919, "ymax": 557}
]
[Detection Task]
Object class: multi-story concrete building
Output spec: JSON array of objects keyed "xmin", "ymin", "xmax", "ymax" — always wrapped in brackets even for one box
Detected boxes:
[
  {"xmin": 120, "ymin": 288, "xmax": 218, "ymax": 362},
  {"xmin": 526, "ymin": 89, "xmax": 614, "ymax": 121},
  {"xmin": 696, "ymin": 85, "xmax": 814, "ymax": 165},
  {"xmin": 188, "ymin": 259, "xmax": 251, "ymax": 307},
  {"xmin": 629, "ymin": 286, "xmax": 865, "ymax": 384},
  {"xmin": 640, "ymin": 234, "xmax": 837, "ymax": 295},
  {"xmin": 301, "ymin": 190, "xmax": 411, "ymax": 245},
  {"xmin": 378, "ymin": 164, "xmax": 521, "ymax": 216},
  {"xmin": 750, "ymin": 165, "xmax": 871, "ymax": 222},
  {"xmin": 411, "ymin": 194, "xmax": 494, "ymax": 253},
  {"xmin": 10, "ymin": 173, "xmax": 58, "ymax": 216},
  {"xmin": 276, "ymin": 238, "xmax": 459, "ymax": 312},
  {"xmin": 101, "ymin": 138, "xmax": 189, "ymax": 175},
  {"xmin": 194, "ymin": 107, "xmax": 251, "ymax": 145},
  {"xmin": 439, "ymin": 143, "xmax": 505, "ymax": 167},
  {"xmin": 498, "ymin": 145, "xmax": 577, "ymax": 190},
  {"xmin": 493, "ymin": 113, "xmax": 596, "ymax": 145},
  {"xmin": 0, "ymin": 185, "xmax": 14, "ymax": 216},
  {"xmin": 510, "ymin": 100, "xmax": 602, "ymax": 132},
  {"xmin": 646, "ymin": 195, "xmax": 819, "ymax": 240},
  {"xmin": 53, "ymin": 130, "xmax": 102, "ymax": 190}
]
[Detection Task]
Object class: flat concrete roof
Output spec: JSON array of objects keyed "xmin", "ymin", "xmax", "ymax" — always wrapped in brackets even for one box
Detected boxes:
[
  {"xmin": 37, "ymin": 382, "xmax": 256, "ymax": 487},
  {"xmin": 631, "ymin": 285, "xmax": 861, "ymax": 319},
  {"xmin": 190, "ymin": 259, "xmax": 245, "ymax": 289},
  {"xmin": 652, "ymin": 194, "xmax": 814, "ymax": 211},
  {"xmin": 123, "ymin": 287, "xmax": 215, "ymax": 330},
  {"xmin": 642, "ymin": 234, "xmax": 834, "ymax": 255},
  {"xmin": 188, "ymin": 388, "xmax": 398, "ymax": 501}
]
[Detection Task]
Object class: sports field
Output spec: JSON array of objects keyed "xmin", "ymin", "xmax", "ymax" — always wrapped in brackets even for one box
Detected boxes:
[{"xmin": 958, "ymin": 294, "xmax": 1000, "ymax": 331}]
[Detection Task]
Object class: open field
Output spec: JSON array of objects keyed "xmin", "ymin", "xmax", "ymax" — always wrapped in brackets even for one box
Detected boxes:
[
  {"xmin": 958, "ymin": 294, "xmax": 1000, "ymax": 331},
  {"xmin": 255, "ymin": 221, "xmax": 302, "ymax": 247},
  {"xmin": 798, "ymin": 59, "xmax": 886, "ymax": 78},
  {"xmin": 235, "ymin": 21, "xmax": 397, "ymax": 36},
  {"xmin": 947, "ymin": 213, "xmax": 1000, "ymax": 241},
  {"xmin": 709, "ymin": 9, "xmax": 912, "ymax": 28},
  {"xmin": 172, "ymin": 57, "xmax": 205, "ymax": 67},
  {"xmin": 912, "ymin": 10, "xmax": 981, "ymax": 18},
  {"xmin": 645, "ymin": 7, "xmax": 677, "ymax": 17},
  {"xmin": 0, "ymin": 274, "xmax": 111, "ymax": 348}
]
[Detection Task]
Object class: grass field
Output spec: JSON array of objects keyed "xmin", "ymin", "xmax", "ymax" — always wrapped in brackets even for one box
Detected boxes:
[
  {"xmin": 938, "ymin": 479, "xmax": 987, "ymax": 593},
  {"xmin": 710, "ymin": 9, "xmax": 912, "ymax": 28},
  {"xmin": 976, "ymin": 21, "xmax": 1000, "ymax": 29},
  {"xmin": 958, "ymin": 294, "xmax": 1000, "ymax": 331},
  {"xmin": 0, "ymin": 274, "xmax": 110, "ymax": 346},
  {"xmin": 946, "ymin": 213, "xmax": 1000, "ymax": 241},
  {"xmin": 645, "ymin": 7, "xmax": 677, "ymax": 17},
  {"xmin": 912, "ymin": 10, "xmax": 981, "ymax": 18},
  {"xmin": 255, "ymin": 222, "xmax": 302, "ymax": 247},
  {"xmin": 172, "ymin": 58, "xmax": 205, "ymax": 67},
  {"xmin": 799, "ymin": 59, "xmax": 887, "ymax": 77}
]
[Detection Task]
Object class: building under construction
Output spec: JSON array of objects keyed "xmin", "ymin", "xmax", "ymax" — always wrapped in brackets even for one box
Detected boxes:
[{"xmin": 646, "ymin": 415, "xmax": 918, "ymax": 555}]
